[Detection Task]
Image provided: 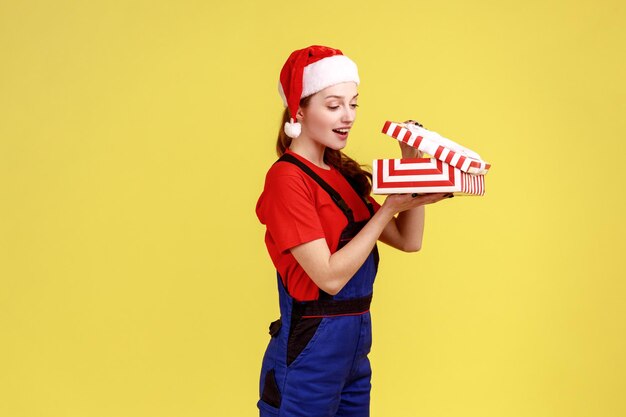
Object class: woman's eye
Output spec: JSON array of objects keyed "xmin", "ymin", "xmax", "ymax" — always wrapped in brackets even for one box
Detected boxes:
[{"xmin": 327, "ymin": 104, "xmax": 359, "ymax": 110}]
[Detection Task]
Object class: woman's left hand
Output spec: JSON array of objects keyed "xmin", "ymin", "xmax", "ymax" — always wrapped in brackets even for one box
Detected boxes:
[{"xmin": 399, "ymin": 141, "xmax": 423, "ymax": 159}]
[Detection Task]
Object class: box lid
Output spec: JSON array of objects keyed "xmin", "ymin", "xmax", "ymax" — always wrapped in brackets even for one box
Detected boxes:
[{"xmin": 381, "ymin": 121, "xmax": 491, "ymax": 175}]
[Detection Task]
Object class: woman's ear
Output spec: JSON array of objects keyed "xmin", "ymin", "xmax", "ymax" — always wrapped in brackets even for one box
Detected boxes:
[{"xmin": 296, "ymin": 107, "xmax": 305, "ymax": 122}]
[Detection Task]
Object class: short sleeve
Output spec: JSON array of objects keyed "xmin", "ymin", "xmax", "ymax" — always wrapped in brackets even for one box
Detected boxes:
[{"xmin": 257, "ymin": 173, "xmax": 326, "ymax": 253}]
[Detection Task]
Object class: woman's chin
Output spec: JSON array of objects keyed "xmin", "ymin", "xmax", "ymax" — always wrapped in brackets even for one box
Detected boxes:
[{"xmin": 328, "ymin": 141, "xmax": 348, "ymax": 151}]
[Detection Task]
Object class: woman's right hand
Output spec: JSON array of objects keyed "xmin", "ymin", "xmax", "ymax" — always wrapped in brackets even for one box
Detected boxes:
[{"xmin": 381, "ymin": 192, "xmax": 453, "ymax": 215}]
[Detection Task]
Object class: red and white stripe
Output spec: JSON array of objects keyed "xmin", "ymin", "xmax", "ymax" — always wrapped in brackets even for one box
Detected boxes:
[
  {"xmin": 381, "ymin": 121, "xmax": 491, "ymax": 175},
  {"xmin": 372, "ymin": 158, "xmax": 485, "ymax": 196}
]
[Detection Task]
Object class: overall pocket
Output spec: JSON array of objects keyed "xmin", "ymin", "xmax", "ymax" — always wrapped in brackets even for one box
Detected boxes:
[
  {"xmin": 260, "ymin": 369, "xmax": 281, "ymax": 408},
  {"xmin": 286, "ymin": 316, "xmax": 325, "ymax": 366}
]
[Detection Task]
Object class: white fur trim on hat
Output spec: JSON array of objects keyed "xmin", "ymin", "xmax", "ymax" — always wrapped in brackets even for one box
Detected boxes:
[{"xmin": 302, "ymin": 55, "xmax": 360, "ymax": 98}]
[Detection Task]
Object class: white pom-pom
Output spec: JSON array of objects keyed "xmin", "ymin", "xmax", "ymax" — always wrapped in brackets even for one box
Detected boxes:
[{"xmin": 284, "ymin": 118, "xmax": 301, "ymax": 138}]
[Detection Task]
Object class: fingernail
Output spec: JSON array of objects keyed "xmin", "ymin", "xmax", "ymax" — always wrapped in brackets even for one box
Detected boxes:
[{"xmin": 411, "ymin": 193, "xmax": 418, "ymax": 198}]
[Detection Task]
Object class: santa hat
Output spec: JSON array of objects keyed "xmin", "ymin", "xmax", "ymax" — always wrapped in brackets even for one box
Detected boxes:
[{"xmin": 278, "ymin": 45, "xmax": 360, "ymax": 138}]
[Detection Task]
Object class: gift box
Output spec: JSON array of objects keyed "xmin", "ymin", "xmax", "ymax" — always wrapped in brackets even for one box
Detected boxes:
[
  {"xmin": 381, "ymin": 121, "xmax": 491, "ymax": 175},
  {"xmin": 372, "ymin": 158, "xmax": 486, "ymax": 196},
  {"xmin": 373, "ymin": 120, "xmax": 490, "ymax": 196}
]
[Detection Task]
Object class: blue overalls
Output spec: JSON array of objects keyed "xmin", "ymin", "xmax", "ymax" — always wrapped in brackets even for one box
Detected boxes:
[{"xmin": 258, "ymin": 154, "xmax": 379, "ymax": 417}]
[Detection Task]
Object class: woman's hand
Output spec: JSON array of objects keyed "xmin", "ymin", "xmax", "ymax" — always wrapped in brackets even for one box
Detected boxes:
[
  {"xmin": 399, "ymin": 119, "xmax": 425, "ymax": 158},
  {"xmin": 382, "ymin": 192, "xmax": 452, "ymax": 216},
  {"xmin": 399, "ymin": 141, "xmax": 423, "ymax": 159}
]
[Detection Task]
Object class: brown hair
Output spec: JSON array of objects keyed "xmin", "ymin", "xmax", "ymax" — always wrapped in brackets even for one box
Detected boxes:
[{"xmin": 276, "ymin": 96, "xmax": 373, "ymax": 198}]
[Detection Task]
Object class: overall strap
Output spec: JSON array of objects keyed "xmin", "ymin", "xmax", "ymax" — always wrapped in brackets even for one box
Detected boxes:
[
  {"xmin": 276, "ymin": 153, "xmax": 378, "ymax": 301},
  {"xmin": 276, "ymin": 153, "xmax": 355, "ymax": 224},
  {"xmin": 360, "ymin": 194, "xmax": 375, "ymax": 217}
]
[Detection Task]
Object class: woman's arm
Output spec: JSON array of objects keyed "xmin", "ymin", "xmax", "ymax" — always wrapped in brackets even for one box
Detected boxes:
[
  {"xmin": 378, "ymin": 141, "xmax": 453, "ymax": 252},
  {"xmin": 377, "ymin": 191, "xmax": 453, "ymax": 251},
  {"xmin": 289, "ymin": 204, "xmax": 393, "ymax": 296},
  {"xmin": 290, "ymin": 192, "xmax": 449, "ymax": 295}
]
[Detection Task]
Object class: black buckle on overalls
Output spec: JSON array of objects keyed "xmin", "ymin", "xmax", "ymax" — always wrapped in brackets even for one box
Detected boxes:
[{"xmin": 268, "ymin": 318, "xmax": 282, "ymax": 337}]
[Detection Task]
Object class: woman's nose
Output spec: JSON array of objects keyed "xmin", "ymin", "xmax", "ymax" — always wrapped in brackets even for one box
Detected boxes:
[{"xmin": 341, "ymin": 105, "xmax": 355, "ymax": 122}]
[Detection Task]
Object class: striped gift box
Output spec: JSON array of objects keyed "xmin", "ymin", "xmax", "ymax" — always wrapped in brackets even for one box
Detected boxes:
[
  {"xmin": 381, "ymin": 121, "xmax": 491, "ymax": 175},
  {"xmin": 372, "ymin": 158, "xmax": 486, "ymax": 196}
]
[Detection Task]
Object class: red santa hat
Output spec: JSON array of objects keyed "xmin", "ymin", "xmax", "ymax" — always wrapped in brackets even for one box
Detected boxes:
[{"xmin": 278, "ymin": 45, "xmax": 360, "ymax": 138}]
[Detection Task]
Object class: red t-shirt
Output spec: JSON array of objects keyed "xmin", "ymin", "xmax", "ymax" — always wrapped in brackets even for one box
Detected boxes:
[{"xmin": 256, "ymin": 149, "xmax": 381, "ymax": 301}]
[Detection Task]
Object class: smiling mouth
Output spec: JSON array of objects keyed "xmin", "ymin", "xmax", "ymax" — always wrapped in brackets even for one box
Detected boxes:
[{"xmin": 332, "ymin": 128, "xmax": 350, "ymax": 134}]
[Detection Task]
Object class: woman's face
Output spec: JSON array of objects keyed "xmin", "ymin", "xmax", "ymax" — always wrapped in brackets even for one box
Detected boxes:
[{"xmin": 298, "ymin": 82, "xmax": 358, "ymax": 151}]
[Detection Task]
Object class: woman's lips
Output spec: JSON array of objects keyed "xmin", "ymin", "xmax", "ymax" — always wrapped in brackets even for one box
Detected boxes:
[{"xmin": 332, "ymin": 129, "xmax": 349, "ymax": 138}]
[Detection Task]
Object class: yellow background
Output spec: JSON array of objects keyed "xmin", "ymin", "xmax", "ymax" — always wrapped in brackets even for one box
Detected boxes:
[{"xmin": 1, "ymin": 0, "xmax": 625, "ymax": 416}]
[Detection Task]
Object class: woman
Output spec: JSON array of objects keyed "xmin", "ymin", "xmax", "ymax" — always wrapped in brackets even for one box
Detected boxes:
[{"xmin": 255, "ymin": 45, "xmax": 452, "ymax": 417}]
